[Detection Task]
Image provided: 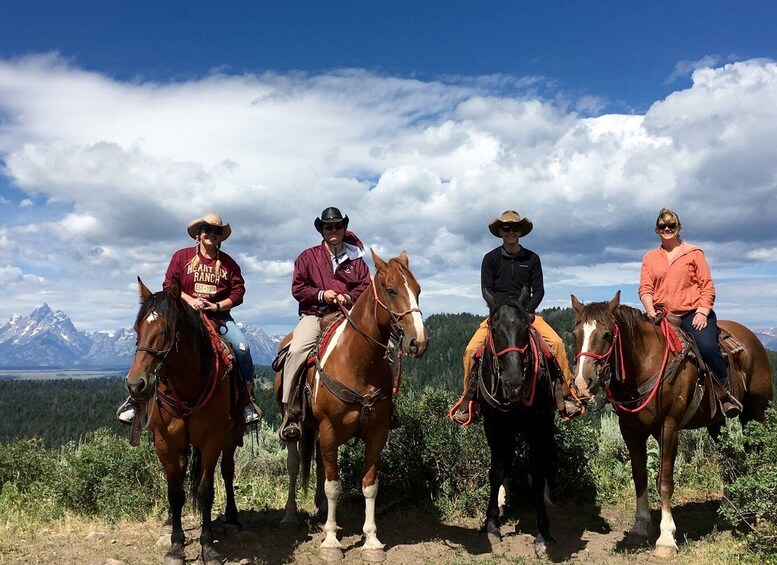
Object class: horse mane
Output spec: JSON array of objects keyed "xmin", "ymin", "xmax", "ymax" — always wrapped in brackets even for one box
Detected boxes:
[
  {"xmin": 577, "ymin": 301, "xmax": 647, "ymax": 346},
  {"xmin": 490, "ymin": 294, "xmax": 529, "ymax": 319},
  {"xmin": 136, "ymin": 289, "xmax": 212, "ymax": 370}
]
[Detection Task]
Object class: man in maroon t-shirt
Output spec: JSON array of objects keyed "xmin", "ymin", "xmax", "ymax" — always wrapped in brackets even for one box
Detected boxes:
[{"xmin": 279, "ymin": 207, "xmax": 371, "ymax": 442}]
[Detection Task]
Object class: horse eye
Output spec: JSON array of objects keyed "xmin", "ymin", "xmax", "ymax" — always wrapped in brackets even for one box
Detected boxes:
[
  {"xmin": 603, "ymin": 331, "xmax": 613, "ymax": 340},
  {"xmin": 387, "ymin": 288, "xmax": 398, "ymax": 296}
]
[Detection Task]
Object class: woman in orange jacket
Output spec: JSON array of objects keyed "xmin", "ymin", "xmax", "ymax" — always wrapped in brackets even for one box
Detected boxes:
[{"xmin": 638, "ymin": 208, "xmax": 741, "ymax": 416}]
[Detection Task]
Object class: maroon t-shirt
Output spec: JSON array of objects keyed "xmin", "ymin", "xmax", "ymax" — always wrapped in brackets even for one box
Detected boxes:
[
  {"xmin": 292, "ymin": 232, "xmax": 371, "ymax": 316},
  {"xmin": 163, "ymin": 247, "xmax": 246, "ymax": 312}
]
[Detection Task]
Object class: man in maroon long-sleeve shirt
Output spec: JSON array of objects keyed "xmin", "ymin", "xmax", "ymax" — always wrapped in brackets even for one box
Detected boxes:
[{"xmin": 280, "ymin": 207, "xmax": 371, "ymax": 442}]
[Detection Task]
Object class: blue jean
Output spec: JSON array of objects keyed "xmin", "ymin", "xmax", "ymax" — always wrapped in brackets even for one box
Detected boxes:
[
  {"xmin": 680, "ymin": 309, "xmax": 727, "ymax": 383},
  {"xmin": 220, "ymin": 316, "xmax": 255, "ymax": 383}
]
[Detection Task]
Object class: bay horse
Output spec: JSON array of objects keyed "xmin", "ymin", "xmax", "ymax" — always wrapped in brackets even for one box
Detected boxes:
[
  {"xmin": 274, "ymin": 250, "xmax": 427, "ymax": 562},
  {"xmin": 476, "ymin": 288, "xmax": 557, "ymax": 556},
  {"xmin": 570, "ymin": 291, "xmax": 772, "ymax": 558},
  {"xmin": 126, "ymin": 278, "xmax": 245, "ymax": 565}
]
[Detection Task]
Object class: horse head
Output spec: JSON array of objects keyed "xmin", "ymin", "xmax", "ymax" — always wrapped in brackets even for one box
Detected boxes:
[
  {"xmin": 125, "ymin": 277, "xmax": 188, "ymax": 401},
  {"xmin": 570, "ymin": 290, "xmax": 621, "ymax": 400},
  {"xmin": 370, "ymin": 250, "xmax": 428, "ymax": 358},
  {"xmin": 484, "ymin": 287, "xmax": 532, "ymax": 403}
]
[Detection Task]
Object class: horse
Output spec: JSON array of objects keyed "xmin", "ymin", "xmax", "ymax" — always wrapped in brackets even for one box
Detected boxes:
[
  {"xmin": 475, "ymin": 287, "xmax": 558, "ymax": 556},
  {"xmin": 570, "ymin": 291, "xmax": 773, "ymax": 558},
  {"xmin": 125, "ymin": 278, "xmax": 246, "ymax": 565},
  {"xmin": 274, "ymin": 250, "xmax": 428, "ymax": 562}
]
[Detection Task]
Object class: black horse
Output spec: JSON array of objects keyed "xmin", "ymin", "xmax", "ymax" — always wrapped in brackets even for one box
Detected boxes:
[{"xmin": 478, "ymin": 288, "xmax": 557, "ymax": 556}]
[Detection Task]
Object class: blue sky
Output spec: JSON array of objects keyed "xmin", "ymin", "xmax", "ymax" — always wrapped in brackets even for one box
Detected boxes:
[{"xmin": 1, "ymin": 1, "xmax": 776, "ymax": 334}]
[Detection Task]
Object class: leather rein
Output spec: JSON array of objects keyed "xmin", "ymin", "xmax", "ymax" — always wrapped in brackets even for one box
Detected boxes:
[
  {"xmin": 317, "ymin": 268, "xmax": 423, "ymax": 426},
  {"xmin": 574, "ymin": 317, "xmax": 685, "ymax": 414},
  {"xmin": 479, "ymin": 323, "xmax": 541, "ymax": 410}
]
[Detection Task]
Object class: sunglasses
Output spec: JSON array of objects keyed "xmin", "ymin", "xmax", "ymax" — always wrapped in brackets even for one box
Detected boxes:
[
  {"xmin": 656, "ymin": 223, "xmax": 678, "ymax": 231},
  {"xmin": 500, "ymin": 225, "xmax": 521, "ymax": 234},
  {"xmin": 323, "ymin": 224, "xmax": 344, "ymax": 231},
  {"xmin": 200, "ymin": 226, "xmax": 224, "ymax": 236}
]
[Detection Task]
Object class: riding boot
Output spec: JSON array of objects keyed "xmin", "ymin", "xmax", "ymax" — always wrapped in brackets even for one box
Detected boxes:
[
  {"xmin": 389, "ymin": 400, "xmax": 400, "ymax": 430},
  {"xmin": 713, "ymin": 377, "xmax": 742, "ymax": 418},
  {"xmin": 451, "ymin": 364, "xmax": 480, "ymax": 426},
  {"xmin": 279, "ymin": 402, "xmax": 302, "ymax": 442}
]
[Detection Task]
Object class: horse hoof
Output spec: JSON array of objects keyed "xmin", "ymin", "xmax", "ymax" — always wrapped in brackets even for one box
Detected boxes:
[
  {"xmin": 280, "ymin": 518, "xmax": 299, "ymax": 532},
  {"xmin": 653, "ymin": 543, "xmax": 678, "ymax": 559},
  {"xmin": 163, "ymin": 555, "xmax": 184, "ymax": 565},
  {"xmin": 486, "ymin": 530, "xmax": 502, "ymax": 550},
  {"xmin": 319, "ymin": 547, "xmax": 344, "ymax": 562},
  {"xmin": 361, "ymin": 548, "xmax": 387, "ymax": 563},
  {"xmin": 534, "ymin": 536, "xmax": 554, "ymax": 557}
]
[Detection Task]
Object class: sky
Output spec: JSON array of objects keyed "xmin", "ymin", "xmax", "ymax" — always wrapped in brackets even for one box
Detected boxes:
[{"xmin": 1, "ymin": 1, "xmax": 776, "ymax": 335}]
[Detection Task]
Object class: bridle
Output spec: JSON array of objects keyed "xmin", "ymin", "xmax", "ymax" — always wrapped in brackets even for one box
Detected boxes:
[
  {"xmin": 371, "ymin": 269, "xmax": 422, "ymax": 340},
  {"xmin": 481, "ymin": 319, "xmax": 540, "ymax": 409},
  {"xmin": 574, "ymin": 323, "xmax": 624, "ymax": 387},
  {"xmin": 134, "ymin": 329, "xmax": 180, "ymax": 392}
]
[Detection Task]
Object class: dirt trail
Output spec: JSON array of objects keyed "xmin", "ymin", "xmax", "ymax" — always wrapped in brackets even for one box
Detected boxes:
[{"xmin": 1, "ymin": 496, "xmax": 735, "ymax": 564}]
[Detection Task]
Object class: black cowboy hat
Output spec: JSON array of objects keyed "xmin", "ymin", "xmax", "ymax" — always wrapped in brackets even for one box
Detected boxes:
[{"xmin": 314, "ymin": 206, "xmax": 350, "ymax": 233}]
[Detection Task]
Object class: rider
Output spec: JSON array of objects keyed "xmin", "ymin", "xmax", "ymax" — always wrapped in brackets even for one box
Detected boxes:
[
  {"xmin": 278, "ymin": 206, "xmax": 372, "ymax": 442},
  {"xmin": 118, "ymin": 212, "xmax": 260, "ymax": 425},
  {"xmin": 452, "ymin": 210, "xmax": 574, "ymax": 424},
  {"xmin": 638, "ymin": 207, "xmax": 742, "ymax": 417}
]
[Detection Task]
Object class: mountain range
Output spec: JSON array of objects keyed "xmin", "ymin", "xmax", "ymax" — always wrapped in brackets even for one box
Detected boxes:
[
  {"xmin": 0, "ymin": 304, "xmax": 281, "ymax": 368},
  {"xmin": 0, "ymin": 304, "xmax": 774, "ymax": 370}
]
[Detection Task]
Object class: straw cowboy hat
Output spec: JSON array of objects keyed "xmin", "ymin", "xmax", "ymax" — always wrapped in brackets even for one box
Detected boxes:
[
  {"xmin": 488, "ymin": 210, "xmax": 533, "ymax": 237},
  {"xmin": 314, "ymin": 206, "xmax": 350, "ymax": 233},
  {"xmin": 187, "ymin": 212, "xmax": 232, "ymax": 240}
]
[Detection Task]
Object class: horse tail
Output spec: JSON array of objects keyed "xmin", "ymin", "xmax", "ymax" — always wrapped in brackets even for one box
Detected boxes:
[
  {"xmin": 300, "ymin": 426, "xmax": 316, "ymax": 492},
  {"xmin": 188, "ymin": 445, "xmax": 202, "ymax": 513}
]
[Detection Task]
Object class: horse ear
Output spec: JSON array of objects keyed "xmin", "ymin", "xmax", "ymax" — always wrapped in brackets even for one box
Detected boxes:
[
  {"xmin": 519, "ymin": 285, "xmax": 531, "ymax": 307},
  {"xmin": 571, "ymin": 294, "xmax": 583, "ymax": 313},
  {"xmin": 167, "ymin": 277, "xmax": 182, "ymax": 300},
  {"xmin": 398, "ymin": 250, "xmax": 409, "ymax": 267},
  {"xmin": 370, "ymin": 248, "xmax": 387, "ymax": 271},
  {"xmin": 607, "ymin": 290, "xmax": 621, "ymax": 313},
  {"xmin": 138, "ymin": 277, "xmax": 152, "ymax": 302},
  {"xmin": 483, "ymin": 288, "xmax": 496, "ymax": 311}
]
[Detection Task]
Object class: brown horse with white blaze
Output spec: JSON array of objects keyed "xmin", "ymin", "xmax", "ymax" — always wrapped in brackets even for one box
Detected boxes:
[
  {"xmin": 275, "ymin": 250, "xmax": 427, "ymax": 562},
  {"xmin": 126, "ymin": 278, "xmax": 245, "ymax": 565},
  {"xmin": 570, "ymin": 291, "xmax": 772, "ymax": 558}
]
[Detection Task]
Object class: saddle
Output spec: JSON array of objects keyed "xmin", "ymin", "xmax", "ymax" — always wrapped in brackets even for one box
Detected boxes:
[{"xmin": 663, "ymin": 320, "xmax": 747, "ymax": 425}]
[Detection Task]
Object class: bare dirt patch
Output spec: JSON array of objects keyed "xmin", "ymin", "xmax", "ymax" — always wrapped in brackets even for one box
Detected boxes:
[{"xmin": 0, "ymin": 496, "xmax": 743, "ymax": 564}]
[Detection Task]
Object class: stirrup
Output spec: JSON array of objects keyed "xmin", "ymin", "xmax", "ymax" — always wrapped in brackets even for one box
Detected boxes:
[
  {"xmin": 116, "ymin": 400, "xmax": 135, "ymax": 425},
  {"xmin": 243, "ymin": 403, "xmax": 261, "ymax": 425},
  {"xmin": 279, "ymin": 418, "xmax": 301, "ymax": 442},
  {"xmin": 449, "ymin": 398, "xmax": 478, "ymax": 426},
  {"xmin": 722, "ymin": 396, "xmax": 743, "ymax": 418}
]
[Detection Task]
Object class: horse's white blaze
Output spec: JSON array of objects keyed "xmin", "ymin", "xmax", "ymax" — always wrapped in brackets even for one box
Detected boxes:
[
  {"xmin": 313, "ymin": 321, "xmax": 348, "ymax": 402},
  {"xmin": 574, "ymin": 320, "xmax": 597, "ymax": 393},
  {"xmin": 401, "ymin": 273, "xmax": 426, "ymax": 342},
  {"xmin": 321, "ymin": 479, "xmax": 342, "ymax": 549},
  {"xmin": 145, "ymin": 311, "xmax": 159, "ymax": 324},
  {"xmin": 362, "ymin": 481, "xmax": 384, "ymax": 550}
]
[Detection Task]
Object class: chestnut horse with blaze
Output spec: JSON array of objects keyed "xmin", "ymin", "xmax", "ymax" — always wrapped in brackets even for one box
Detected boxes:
[
  {"xmin": 274, "ymin": 250, "xmax": 427, "ymax": 562},
  {"xmin": 571, "ymin": 291, "xmax": 772, "ymax": 558},
  {"xmin": 126, "ymin": 278, "xmax": 246, "ymax": 565}
]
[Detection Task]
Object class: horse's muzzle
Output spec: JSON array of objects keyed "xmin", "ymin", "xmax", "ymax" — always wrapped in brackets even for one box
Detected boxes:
[
  {"xmin": 403, "ymin": 337, "xmax": 428, "ymax": 358},
  {"xmin": 125, "ymin": 370, "xmax": 156, "ymax": 401}
]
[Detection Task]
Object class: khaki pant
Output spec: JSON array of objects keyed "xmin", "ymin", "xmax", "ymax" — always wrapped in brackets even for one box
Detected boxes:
[
  {"xmin": 462, "ymin": 315, "xmax": 572, "ymax": 390},
  {"xmin": 282, "ymin": 314, "xmax": 321, "ymax": 403}
]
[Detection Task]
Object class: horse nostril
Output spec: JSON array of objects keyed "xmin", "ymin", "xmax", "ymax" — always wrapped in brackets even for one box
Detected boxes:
[{"xmin": 408, "ymin": 338, "xmax": 418, "ymax": 353}]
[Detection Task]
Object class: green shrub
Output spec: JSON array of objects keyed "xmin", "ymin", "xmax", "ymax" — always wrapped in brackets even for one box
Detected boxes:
[
  {"xmin": 718, "ymin": 406, "xmax": 777, "ymax": 554},
  {"xmin": 57, "ymin": 428, "xmax": 164, "ymax": 521}
]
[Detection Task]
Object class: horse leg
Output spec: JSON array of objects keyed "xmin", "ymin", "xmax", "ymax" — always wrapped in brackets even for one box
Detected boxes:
[
  {"xmin": 315, "ymin": 441, "xmax": 327, "ymax": 521},
  {"xmin": 280, "ymin": 441, "xmax": 301, "ymax": 529},
  {"xmin": 528, "ymin": 415, "xmax": 555, "ymax": 556},
  {"xmin": 318, "ymin": 427, "xmax": 343, "ymax": 562},
  {"xmin": 654, "ymin": 422, "xmax": 680, "ymax": 558},
  {"xmin": 620, "ymin": 422, "xmax": 652, "ymax": 543},
  {"xmin": 360, "ymin": 424, "xmax": 389, "ymax": 563},
  {"xmin": 221, "ymin": 443, "xmax": 241, "ymax": 528},
  {"xmin": 196, "ymin": 452, "xmax": 221, "ymax": 565},
  {"xmin": 162, "ymin": 463, "xmax": 186, "ymax": 565},
  {"xmin": 483, "ymin": 415, "xmax": 511, "ymax": 549}
]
